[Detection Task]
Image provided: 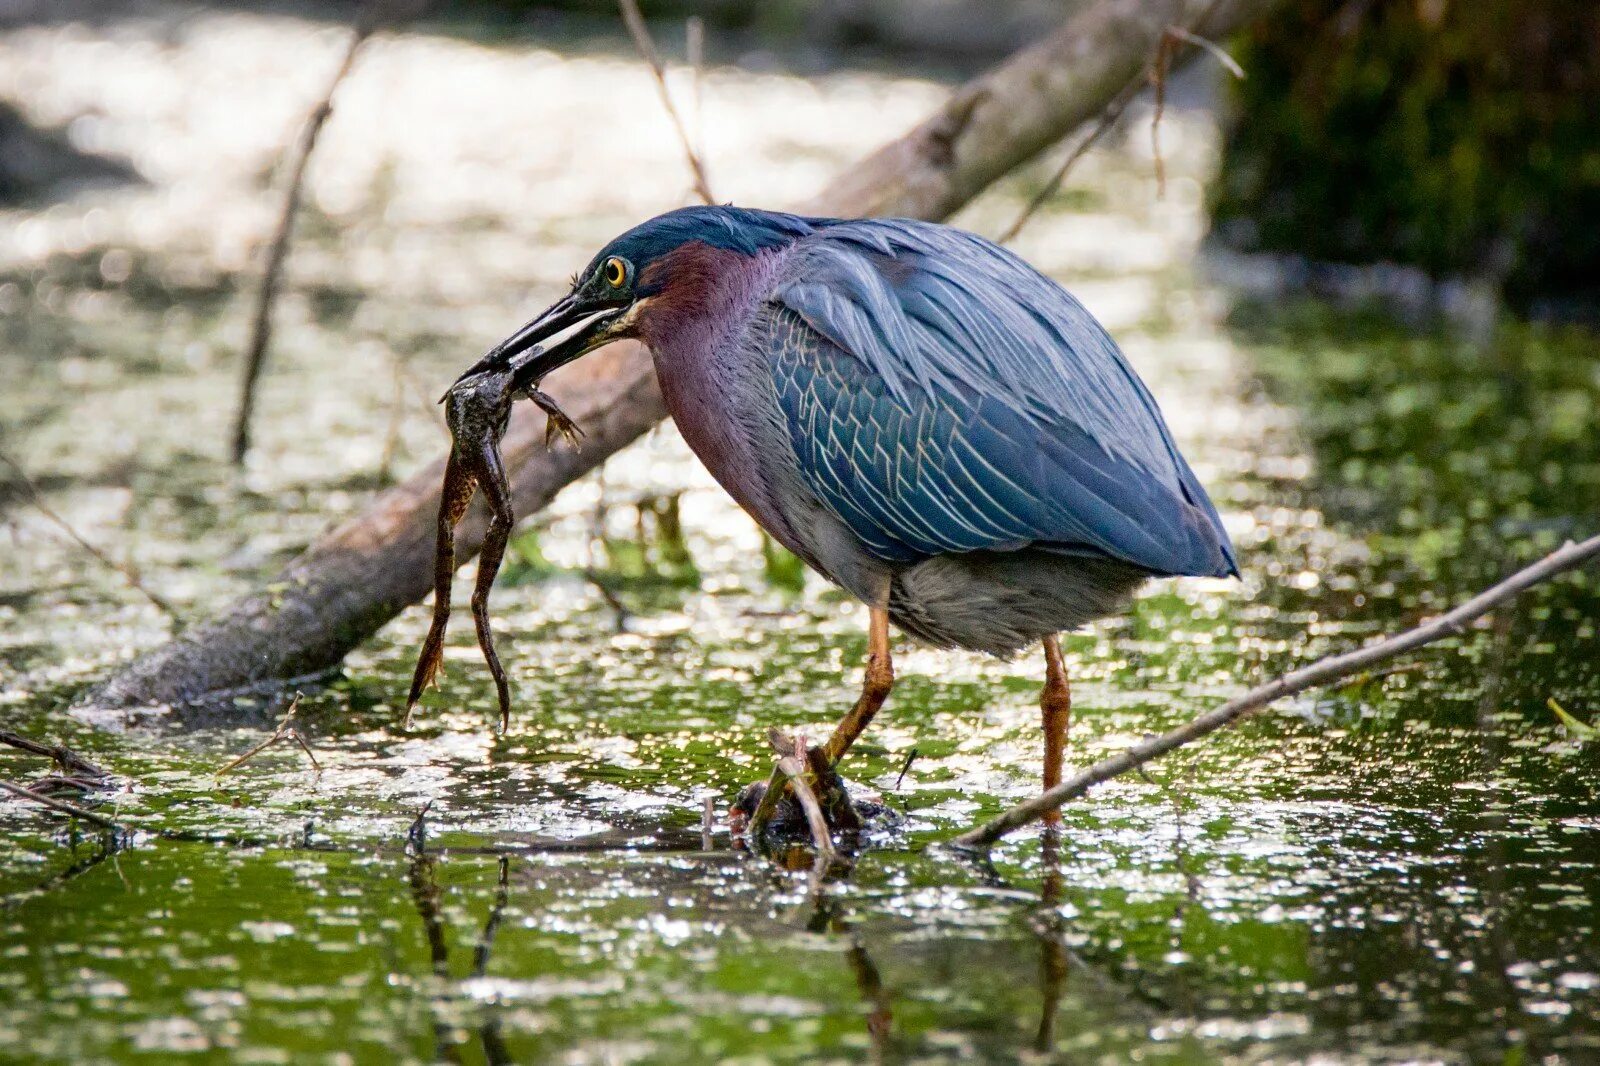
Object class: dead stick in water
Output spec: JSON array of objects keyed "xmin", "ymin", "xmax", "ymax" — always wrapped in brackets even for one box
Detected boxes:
[
  {"xmin": 0, "ymin": 729, "xmax": 113, "ymax": 781},
  {"xmin": 214, "ymin": 692, "xmax": 319, "ymax": 777},
  {"xmin": 952, "ymin": 533, "xmax": 1600, "ymax": 852},
  {"xmin": 230, "ymin": 9, "xmax": 375, "ymax": 464},
  {"xmin": 0, "ymin": 449, "xmax": 180, "ymax": 621},
  {"xmin": 0, "ymin": 778, "xmax": 124, "ymax": 832}
]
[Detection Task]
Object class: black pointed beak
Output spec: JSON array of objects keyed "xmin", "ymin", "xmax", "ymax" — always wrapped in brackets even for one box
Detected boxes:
[{"xmin": 450, "ymin": 294, "xmax": 625, "ymax": 392}]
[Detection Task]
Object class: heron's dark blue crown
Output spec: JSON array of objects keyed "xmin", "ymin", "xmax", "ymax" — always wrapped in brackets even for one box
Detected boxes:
[{"xmin": 585, "ymin": 206, "xmax": 821, "ymax": 285}]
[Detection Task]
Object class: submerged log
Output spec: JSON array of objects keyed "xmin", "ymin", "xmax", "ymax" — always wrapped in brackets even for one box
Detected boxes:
[{"xmin": 88, "ymin": 0, "xmax": 1279, "ymax": 710}]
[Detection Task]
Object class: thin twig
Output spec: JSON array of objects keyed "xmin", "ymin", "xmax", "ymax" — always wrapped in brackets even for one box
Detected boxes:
[
  {"xmin": 1149, "ymin": 30, "xmax": 1178, "ymax": 197},
  {"xmin": 472, "ymin": 854, "xmax": 511, "ymax": 977},
  {"xmin": 952, "ymin": 534, "xmax": 1600, "ymax": 851},
  {"xmin": 685, "ymin": 16, "xmax": 707, "ymax": 168},
  {"xmin": 0, "ymin": 450, "xmax": 180, "ymax": 620},
  {"xmin": 581, "ymin": 568, "xmax": 631, "ymax": 631},
  {"xmin": 0, "ymin": 729, "xmax": 112, "ymax": 781},
  {"xmin": 1151, "ymin": 23, "xmax": 1245, "ymax": 198},
  {"xmin": 230, "ymin": 12, "xmax": 375, "ymax": 463},
  {"xmin": 618, "ymin": 0, "xmax": 716, "ymax": 205},
  {"xmin": 287, "ymin": 730, "xmax": 322, "ymax": 773},
  {"xmin": 768, "ymin": 729, "xmax": 835, "ymax": 863},
  {"xmin": 407, "ymin": 799, "xmax": 434, "ymax": 853},
  {"xmin": 0, "ymin": 777, "xmax": 124, "ymax": 832},
  {"xmin": 893, "ymin": 747, "xmax": 919, "ymax": 791},
  {"xmin": 378, "ymin": 354, "xmax": 407, "ymax": 481},
  {"xmin": 28, "ymin": 775, "xmax": 110, "ymax": 795},
  {"xmin": 700, "ymin": 793, "xmax": 715, "ymax": 851},
  {"xmin": 394, "ymin": 350, "xmax": 448, "ymax": 432},
  {"xmin": 1000, "ymin": 3, "xmax": 1242, "ymax": 239},
  {"xmin": 998, "ymin": 75, "xmax": 1141, "ymax": 244},
  {"xmin": 1164, "ymin": 25, "xmax": 1245, "ymax": 77},
  {"xmin": 214, "ymin": 692, "xmax": 317, "ymax": 777}
]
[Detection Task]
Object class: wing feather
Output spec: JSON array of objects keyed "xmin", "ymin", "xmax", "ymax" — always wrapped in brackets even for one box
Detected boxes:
[{"xmin": 766, "ymin": 219, "xmax": 1237, "ymax": 577}]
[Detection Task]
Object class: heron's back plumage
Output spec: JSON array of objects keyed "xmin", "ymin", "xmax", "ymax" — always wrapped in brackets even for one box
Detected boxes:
[
  {"xmin": 766, "ymin": 217, "xmax": 1237, "ymax": 580},
  {"xmin": 636, "ymin": 207, "xmax": 1235, "ymax": 656}
]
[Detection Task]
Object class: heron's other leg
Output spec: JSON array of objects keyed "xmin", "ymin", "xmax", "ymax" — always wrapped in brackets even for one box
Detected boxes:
[
  {"xmin": 1040, "ymin": 634, "xmax": 1071, "ymax": 826},
  {"xmin": 406, "ymin": 448, "xmax": 477, "ymax": 724},
  {"xmin": 468, "ymin": 439, "xmax": 515, "ymax": 733},
  {"xmin": 820, "ymin": 605, "xmax": 895, "ymax": 766}
]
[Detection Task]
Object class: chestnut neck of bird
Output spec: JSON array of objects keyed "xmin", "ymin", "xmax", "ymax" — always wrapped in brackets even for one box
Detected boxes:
[{"xmin": 631, "ymin": 241, "xmax": 787, "ymax": 356}]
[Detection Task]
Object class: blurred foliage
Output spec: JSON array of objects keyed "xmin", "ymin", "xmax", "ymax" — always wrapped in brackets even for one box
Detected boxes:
[
  {"xmin": 0, "ymin": 102, "xmax": 135, "ymax": 204},
  {"xmin": 1212, "ymin": 0, "xmax": 1600, "ymax": 313},
  {"xmin": 1236, "ymin": 300, "xmax": 1600, "ymax": 540},
  {"xmin": 761, "ymin": 531, "xmax": 807, "ymax": 593}
]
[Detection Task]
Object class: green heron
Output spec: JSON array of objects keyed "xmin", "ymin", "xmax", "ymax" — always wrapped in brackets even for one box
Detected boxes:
[{"xmin": 410, "ymin": 206, "xmax": 1237, "ymax": 826}]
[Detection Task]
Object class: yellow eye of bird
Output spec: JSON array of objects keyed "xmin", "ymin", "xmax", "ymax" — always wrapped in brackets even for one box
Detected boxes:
[{"xmin": 603, "ymin": 257, "xmax": 627, "ymax": 287}]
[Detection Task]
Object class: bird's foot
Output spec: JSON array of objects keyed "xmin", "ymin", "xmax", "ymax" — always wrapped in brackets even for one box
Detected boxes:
[{"xmin": 731, "ymin": 747, "xmax": 893, "ymax": 846}]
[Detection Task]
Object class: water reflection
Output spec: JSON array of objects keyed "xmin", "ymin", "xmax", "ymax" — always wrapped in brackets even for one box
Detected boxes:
[{"xmin": 406, "ymin": 842, "xmax": 513, "ymax": 1065}]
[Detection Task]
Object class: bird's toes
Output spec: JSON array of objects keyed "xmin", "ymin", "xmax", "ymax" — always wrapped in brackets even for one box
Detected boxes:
[{"xmin": 730, "ymin": 772, "xmax": 898, "ymax": 844}]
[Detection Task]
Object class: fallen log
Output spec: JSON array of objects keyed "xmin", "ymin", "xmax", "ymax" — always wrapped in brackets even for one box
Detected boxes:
[{"xmin": 87, "ymin": 0, "xmax": 1279, "ymax": 710}]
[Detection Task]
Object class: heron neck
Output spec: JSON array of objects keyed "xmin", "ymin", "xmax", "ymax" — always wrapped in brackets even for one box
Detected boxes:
[
  {"xmin": 639, "ymin": 244, "xmax": 801, "ymax": 549},
  {"xmin": 634, "ymin": 242, "xmax": 786, "ymax": 356}
]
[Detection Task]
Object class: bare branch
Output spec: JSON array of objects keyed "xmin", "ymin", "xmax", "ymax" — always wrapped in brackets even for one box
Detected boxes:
[
  {"xmin": 1003, "ymin": 1, "xmax": 1245, "ymax": 237},
  {"xmin": 1150, "ymin": 28, "xmax": 1178, "ymax": 197},
  {"xmin": 1165, "ymin": 25, "xmax": 1246, "ymax": 78},
  {"xmin": 618, "ymin": 0, "xmax": 716, "ymax": 205},
  {"xmin": 952, "ymin": 534, "xmax": 1600, "ymax": 851},
  {"xmin": 214, "ymin": 692, "xmax": 318, "ymax": 777},
  {"xmin": 0, "ymin": 449, "xmax": 179, "ymax": 620},
  {"xmin": 0, "ymin": 777, "xmax": 124, "ymax": 832},
  {"xmin": 230, "ymin": 14, "xmax": 375, "ymax": 464},
  {"xmin": 0, "ymin": 729, "xmax": 113, "ymax": 782},
  {"xmin": 686, "ymin": 16, "xmax": 707, "ymax": 167},
  {"xmin": 997, "ymin": 75, "xmax": 1142, "ymax": 244}
]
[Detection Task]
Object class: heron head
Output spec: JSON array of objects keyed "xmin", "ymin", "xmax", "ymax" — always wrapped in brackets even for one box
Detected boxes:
[{"xmin": 458, "ymin": 206, "xmax": 815, "ymax": 387}]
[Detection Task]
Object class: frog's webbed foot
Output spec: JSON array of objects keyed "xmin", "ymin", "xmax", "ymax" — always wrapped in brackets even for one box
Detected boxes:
[{"xmin": 524, "ymin": 386, "xmax": 584, "ymax": 450}]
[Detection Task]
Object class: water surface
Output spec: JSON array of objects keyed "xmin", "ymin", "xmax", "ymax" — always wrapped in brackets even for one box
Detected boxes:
[{"xmin": 1, "ymin": 9, "xmax": 1598, "ymax": 1063}]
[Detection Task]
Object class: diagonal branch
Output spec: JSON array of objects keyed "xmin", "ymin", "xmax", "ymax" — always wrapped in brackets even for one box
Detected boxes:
[
  {"xmin": 0, "ymin": 449, "xmax": 179, "ymax": 621},
  {"xmin": 0, "ymin": 777, "xmax": 124, "ymax": 832},
  {"xmin": 952, "ymin": 533, "xmax": 1600, "ymax": 851},
  {"xmin": 230, "ymin": 8, "xmax": 376, "ymax": 464},
  {"xmin": 214, "ymin": 692, "xmax": 319, "ymax": 777},
  {"xmin": 1001, "ymin": 2, "xmax": 1243, "ymax": 241},
  {"xmin": 618, "ymin": 0, "xmax": 716, "ymax": 205},
  {"xmin": 0, "ymin": 729, "xmax": 113, "ymax": 782}
]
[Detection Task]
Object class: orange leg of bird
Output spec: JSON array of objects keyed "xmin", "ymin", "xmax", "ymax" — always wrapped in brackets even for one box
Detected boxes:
[
  {"xmin": 1040, "ymin": 634, "xmax": 1071, "ymax": 826},
  {"xmin": 820, "ymin": 605, "xmax": 895, "ymax": 767}
]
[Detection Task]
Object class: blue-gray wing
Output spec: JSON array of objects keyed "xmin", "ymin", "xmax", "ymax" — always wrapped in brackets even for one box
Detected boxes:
[{"xmin": 766, "ymin": 218, "xmax": 1237, "ymax": 577}]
